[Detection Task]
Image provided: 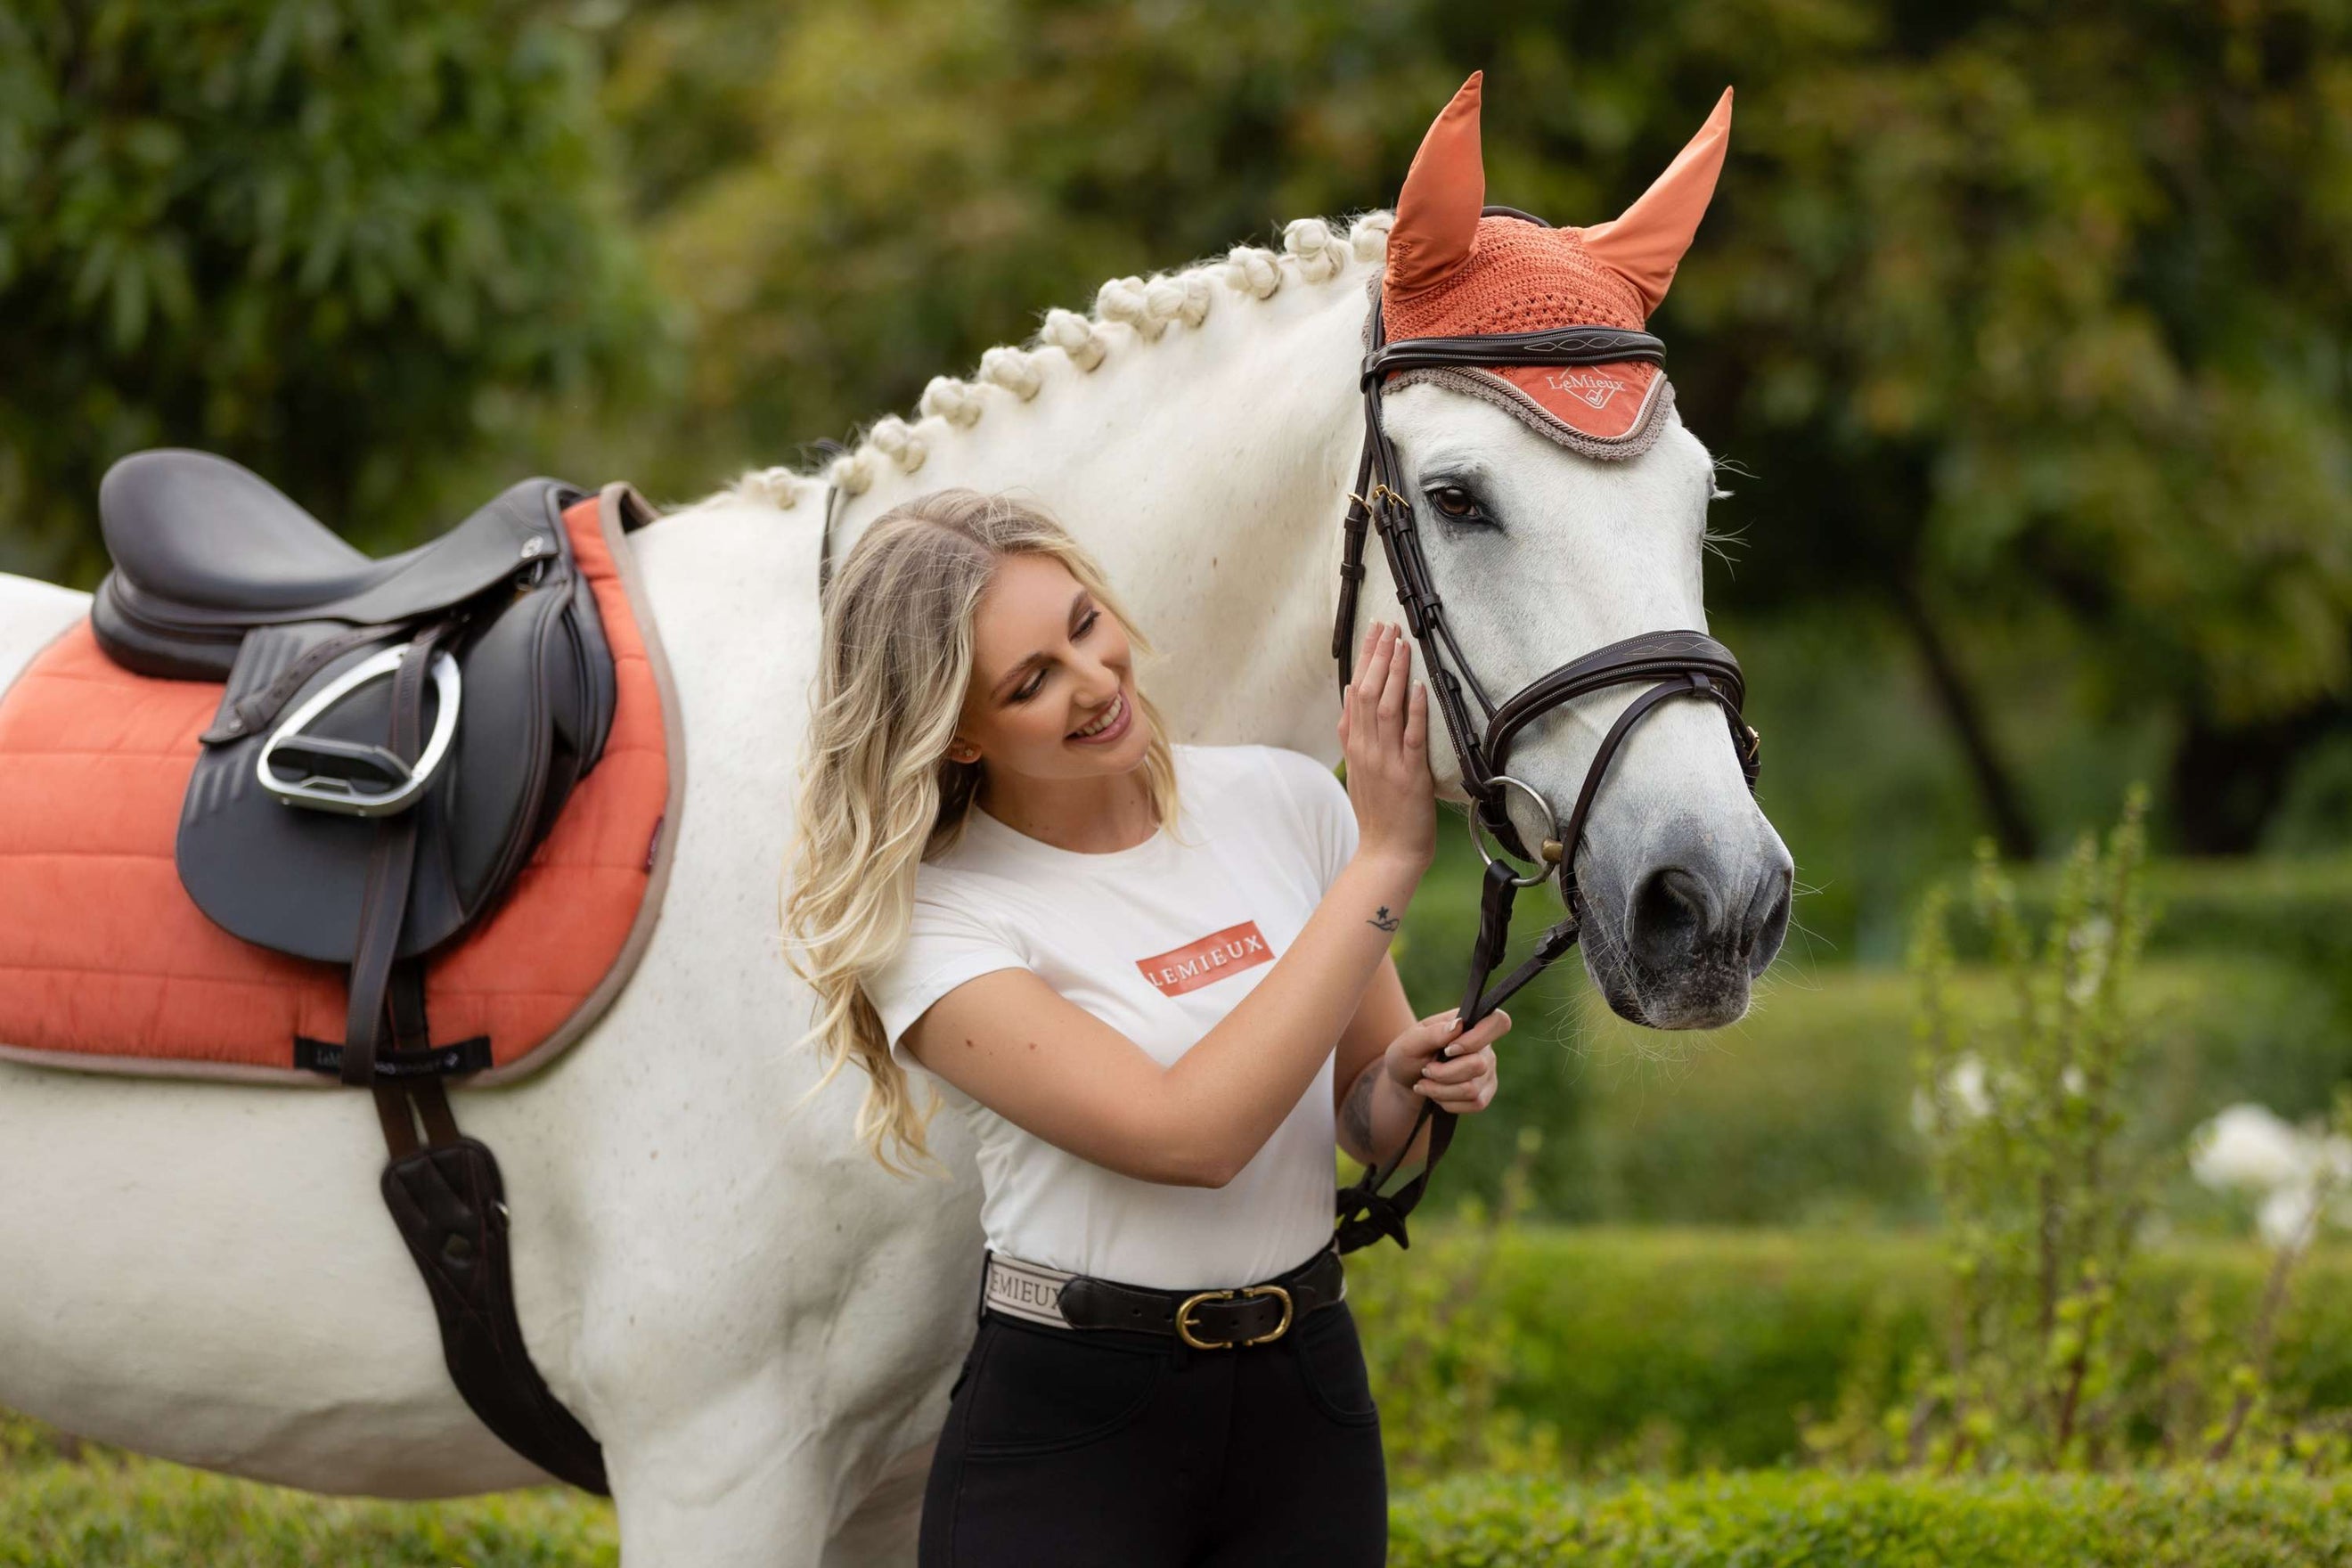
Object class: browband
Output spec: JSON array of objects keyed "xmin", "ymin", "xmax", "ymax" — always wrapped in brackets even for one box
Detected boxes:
[{"xmin": 1363, "ymin": 326, "xmax": 1666, "ymax": 384}]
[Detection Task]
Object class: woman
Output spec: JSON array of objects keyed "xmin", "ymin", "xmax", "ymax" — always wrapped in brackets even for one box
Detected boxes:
[{"xmin": 782, "ymin": 488, "xmax": 1510, "ymax": 1565}]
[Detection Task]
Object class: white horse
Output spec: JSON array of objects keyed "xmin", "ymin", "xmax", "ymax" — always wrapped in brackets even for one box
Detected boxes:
[{"xmin": 0, "ymin": 211, "xmax": 1790, "ymax": 1563}]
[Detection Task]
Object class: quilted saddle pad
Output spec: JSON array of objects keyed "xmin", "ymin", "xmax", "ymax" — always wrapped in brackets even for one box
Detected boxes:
[{"xmin": 0, "ymin": 485, "xmax": 683, "ymax": 1087}]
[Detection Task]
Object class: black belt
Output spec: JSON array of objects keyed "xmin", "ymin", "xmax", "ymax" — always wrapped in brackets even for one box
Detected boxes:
[{"xmin": 982, "ymin": 1241, "xmax": 1347, "ymax": 1350}]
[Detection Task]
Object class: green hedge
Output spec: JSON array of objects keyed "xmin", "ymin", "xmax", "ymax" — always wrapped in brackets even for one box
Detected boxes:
[
  {"xmin": 1385, "ymin": 830, "xmax": 2352, "ymax": 1228},
  {"xmin": 1343, "ymin": 1227, "xmax": 2352, "ymax": 1473},
  {"xmin": 1377, "ymin": 951, "xmax": 2348, "ymax": 1228},
  {"xmin": 2004, "ymin": 852, "xmax": 2352, "ymax": 982},
  {"xmin": 1391, "ymin": 1468, "xmax": 2352, "ymax": 1567},
  {"xmin": 10, "ymin": 1432, "xmax": 2345, "ymax": 1567},
  {"xmin": 0, "ymin": 1441, "xmax": 614, "ymax": 1568}
]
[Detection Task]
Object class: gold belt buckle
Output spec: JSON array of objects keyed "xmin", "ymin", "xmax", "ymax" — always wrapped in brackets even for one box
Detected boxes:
[{"xmin": 1175, "ymin": 1284, "xmax": 1294, "ymax": 1350}]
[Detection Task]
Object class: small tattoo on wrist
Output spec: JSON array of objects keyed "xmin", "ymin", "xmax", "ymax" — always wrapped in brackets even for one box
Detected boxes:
[{"xmin": 1368, "ymin": 904, "xmax": 1401, "ymax": 932}]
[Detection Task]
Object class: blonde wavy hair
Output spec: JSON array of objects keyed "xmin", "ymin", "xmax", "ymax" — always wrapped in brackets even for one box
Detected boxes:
[{"xmin": 781, "ymin": 488, "xmax": 1187, "ymax": 1178}]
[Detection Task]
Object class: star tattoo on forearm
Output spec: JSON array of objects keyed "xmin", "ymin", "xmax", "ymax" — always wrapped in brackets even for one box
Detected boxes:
[{"xmin": 1368, "ymin": 903, "xmax": 1401, "ymax": 932}]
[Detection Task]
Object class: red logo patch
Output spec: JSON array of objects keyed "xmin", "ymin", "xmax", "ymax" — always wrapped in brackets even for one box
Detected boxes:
[{"xmin": 1136, "ymin": 919, "xmax": 1274, "ymax": 998}]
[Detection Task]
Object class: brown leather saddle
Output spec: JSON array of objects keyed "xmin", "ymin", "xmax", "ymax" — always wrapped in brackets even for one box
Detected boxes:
[{"xmin": 87, "ymin": 447, "xmax": 623, "ymax": 1493}]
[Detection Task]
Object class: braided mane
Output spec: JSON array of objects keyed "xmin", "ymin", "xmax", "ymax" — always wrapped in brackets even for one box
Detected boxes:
[{"xmin": 722, "ymin": 212, "xmax": 1395, "ymax": 511}]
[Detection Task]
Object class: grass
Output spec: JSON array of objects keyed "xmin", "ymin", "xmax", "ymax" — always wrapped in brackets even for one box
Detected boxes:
[{"xmin": 11, "ymin": 1421, "xmax": 2349, "ymax": 1566}]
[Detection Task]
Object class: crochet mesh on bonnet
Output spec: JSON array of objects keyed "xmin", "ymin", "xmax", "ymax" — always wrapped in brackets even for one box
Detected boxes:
[{"xmin": 1372, "ymin": 71, "xmax": 1732, "ymax": 461}]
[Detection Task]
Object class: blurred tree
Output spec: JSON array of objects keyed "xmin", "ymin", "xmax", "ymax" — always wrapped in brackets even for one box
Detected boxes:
[
  {"xmin": 599, "ymin": 0, "xmax": 2351, "ymax": 855},
  {"xmin": 1664, "ymin": 0, "xmax": 2352, "ymax": 855},
  {"xmin": 0, "ymin": 0, "xmax": 671, "ymax": 585}
]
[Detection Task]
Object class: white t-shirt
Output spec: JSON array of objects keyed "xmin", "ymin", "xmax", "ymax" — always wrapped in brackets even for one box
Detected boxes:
[{"xmin": 860, "ymin": 741, "xmax": 1361, "ymax": 1288}]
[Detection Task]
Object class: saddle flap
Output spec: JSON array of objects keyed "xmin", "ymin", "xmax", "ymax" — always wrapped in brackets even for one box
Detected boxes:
[
  {"xmin": 178, "ymin": 622, "xmax": 471, "ymax": 961},
  {"xmin": 175, "ymin": 551, "xmax": 601, "ymax": 966}
]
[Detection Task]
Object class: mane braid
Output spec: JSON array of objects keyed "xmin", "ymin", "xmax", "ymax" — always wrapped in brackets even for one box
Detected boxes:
[{"xmin": 722, "ymin": 211, "xmax": 1396, "ymax": 511}]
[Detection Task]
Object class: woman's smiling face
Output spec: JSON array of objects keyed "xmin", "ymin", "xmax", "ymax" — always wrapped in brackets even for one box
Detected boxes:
[{"xmin": 951, "ymin": 552, "xmax": 1146, "ymax": 778}]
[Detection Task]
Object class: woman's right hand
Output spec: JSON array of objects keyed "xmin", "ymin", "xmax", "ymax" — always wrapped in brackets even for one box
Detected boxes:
[{"xmin": 1337, "ymin": 619, "xmax": 1435, "ymax": 870}]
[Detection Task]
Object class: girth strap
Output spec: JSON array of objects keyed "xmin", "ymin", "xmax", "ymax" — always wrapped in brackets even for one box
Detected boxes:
[
  {"xmin": 371, "ymin": 1075, "xmax": 610, "ymax": 1495},
  {"xmin": 323, "ymin": 610, "xmax": 611, "ymax": 1492}
]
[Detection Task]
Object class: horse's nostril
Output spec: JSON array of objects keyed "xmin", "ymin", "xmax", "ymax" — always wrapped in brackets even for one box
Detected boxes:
[
  {"xmin": 1630, "ymin": 866, "xmax": 1719, "ymax": 960},
  {"xmin": 1744, "ymin": 870, "xmax": 1793, "ymax": 972}
]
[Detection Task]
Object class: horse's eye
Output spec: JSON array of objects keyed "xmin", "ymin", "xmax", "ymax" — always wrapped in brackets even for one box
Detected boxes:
[{"xmin": 1427, "ymin": 485, "xmax": 1482, "ymax": 520}]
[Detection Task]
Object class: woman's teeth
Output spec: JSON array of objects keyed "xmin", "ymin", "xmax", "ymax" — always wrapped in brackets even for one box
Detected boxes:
[{"xmin": 1071, "ymin": 691, "xmax": 1124, "ymax": 739}]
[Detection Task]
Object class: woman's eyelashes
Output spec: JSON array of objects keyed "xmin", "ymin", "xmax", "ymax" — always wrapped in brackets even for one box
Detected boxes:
[{"xmin": 1010, "ymin": 610, "xmax": 1102, "ymax": 703}]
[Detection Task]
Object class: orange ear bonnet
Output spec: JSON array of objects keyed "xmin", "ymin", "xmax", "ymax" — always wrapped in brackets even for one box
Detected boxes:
[{"xmin": 1378, "ymin": 70, "xmax": 1733, "ymax": 458}]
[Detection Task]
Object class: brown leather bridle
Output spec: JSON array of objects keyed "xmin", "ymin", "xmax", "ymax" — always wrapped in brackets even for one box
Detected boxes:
[{"xmin": 1331, "ymin": 208, "xmax": 1763, "ymax": 1254}]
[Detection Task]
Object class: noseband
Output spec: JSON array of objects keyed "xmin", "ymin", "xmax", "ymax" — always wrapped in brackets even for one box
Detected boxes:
[{"xmin": 1331, "ymin": 208, "xmax": 1763, "ymax": 1254}]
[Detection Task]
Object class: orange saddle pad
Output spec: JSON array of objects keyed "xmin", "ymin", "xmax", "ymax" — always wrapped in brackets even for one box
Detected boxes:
[{"xmin": 0, "ymin": 484, "xmax": 683, "ymax": 1087}]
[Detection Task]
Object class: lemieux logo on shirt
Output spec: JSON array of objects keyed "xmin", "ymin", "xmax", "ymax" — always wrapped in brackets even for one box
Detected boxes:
[{"xmin": 1135, "ymin": 919, "xmax": 1274, "ymax": 999}]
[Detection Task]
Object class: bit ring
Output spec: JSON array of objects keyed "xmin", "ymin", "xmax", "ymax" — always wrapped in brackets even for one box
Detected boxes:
[{"xmin": 1466, "ymin": 772, "xmax": 1559, "ymax": 888}]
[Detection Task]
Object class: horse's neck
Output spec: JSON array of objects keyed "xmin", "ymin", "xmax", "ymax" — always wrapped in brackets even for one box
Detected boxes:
[
  {"xmin": 555, "ymin": 271, "xmax": 1376, "ymax": 1099},
  {"xmin": 832, "ymin": 276, "xmax": 1371, "ymax": 757}
]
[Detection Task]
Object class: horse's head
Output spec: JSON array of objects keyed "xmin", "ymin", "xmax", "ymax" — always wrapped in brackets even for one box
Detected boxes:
[{"xmin": 1372, "ymin": 73, "xmax": 1791, "ymax": 1029}]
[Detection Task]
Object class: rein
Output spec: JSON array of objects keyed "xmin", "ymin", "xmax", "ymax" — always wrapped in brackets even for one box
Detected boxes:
[{"xmin": 1330, "ymin": 208, "xmax": 1762, "ymax": 1254}]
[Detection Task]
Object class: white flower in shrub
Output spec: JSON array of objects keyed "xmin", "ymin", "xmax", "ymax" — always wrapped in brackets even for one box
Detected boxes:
[
  {"xmin": 2189, "ymin": 1102, "xmax": 2352, "ymax": 1248},
  {"xmin": 2258, "ymin": 1186, "xmax": 2327, "ymax": 1249},
  {"xmin": 2191, "ymin": 1104, "xmax": 2309, "ymax": 1191},
  {"xmin": 1910, "ymin": 1053, "xmax": 1994, "ymax": 1136}
]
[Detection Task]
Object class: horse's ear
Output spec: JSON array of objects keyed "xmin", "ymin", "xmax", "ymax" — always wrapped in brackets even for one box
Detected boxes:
[
  {"xmin": 1580, "ymin": 86, "xmax": 1734, "ymax": 318},
  {"xmin": 1386, "ymin": 70, "xmax": 1485, "ymax": 295}
]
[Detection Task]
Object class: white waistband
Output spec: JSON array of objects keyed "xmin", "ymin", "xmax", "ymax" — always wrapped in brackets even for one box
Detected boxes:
[{"xmin": 981, "ymin": 1249, "xmax": 1345, "ymax": 1331}]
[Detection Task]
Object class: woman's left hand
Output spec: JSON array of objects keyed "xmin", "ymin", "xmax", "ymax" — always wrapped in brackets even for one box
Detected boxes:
[{"xmin": 1382, "ymin": 1005, "xmax": 1508, "ymax": 1115}]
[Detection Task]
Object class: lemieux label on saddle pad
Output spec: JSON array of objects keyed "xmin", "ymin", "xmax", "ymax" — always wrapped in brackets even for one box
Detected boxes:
[{"xmin": 1135, "ymin": 919, "xmax": 1274, "ymax": 999}]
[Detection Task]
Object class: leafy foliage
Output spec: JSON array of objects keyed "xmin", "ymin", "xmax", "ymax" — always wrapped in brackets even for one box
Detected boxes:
[
  {"xmin": 1311, "ymin": 1223, "xmax": 2352, "ymax": 1476},
  {"xmin": 0, "ymin": 1430, "xmax": 617, "ymax": 1567},
  {"xmin": 12, "ymin": 1406, "xmax": 2349, "ymax": 1565},
  {"xmin": 1387, "ymin": 823, "xmax": 2352, "ymax": 1229},
  {"xmin": 0, "ymin": 0, "xmax": 669, "ymax": 584},
  {"xmin": 1899, "ymin": 788, "xmax": 2161, "ymax": 1469},
  {"xmin": 1390, "ymin": 1467, "xmax": 2352, "ymax": 1568},
  {"xmin": 1343, "ymin": 1124, "xmax": 1567, "ymax": 1487},
  {"xmin": 21, "ymin": 1221, "xmax": 2338, "ymax": 1506},
  {"xmin": 1797, "ymin": 795, "xmax": 2352, "ymax": 1472}
]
